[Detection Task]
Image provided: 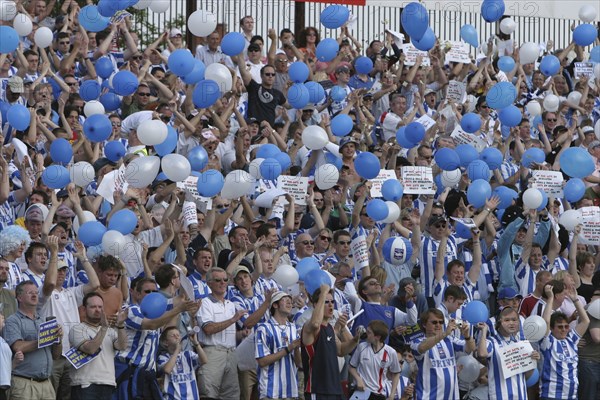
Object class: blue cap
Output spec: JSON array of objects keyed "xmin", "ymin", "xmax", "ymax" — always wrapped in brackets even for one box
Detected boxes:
[{"xmin": 498, "ymin": 287, "xmax": 523, "ymax": 300}]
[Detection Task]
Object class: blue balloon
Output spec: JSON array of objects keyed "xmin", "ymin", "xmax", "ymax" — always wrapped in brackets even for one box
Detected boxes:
[
  {"xmin": 330, "ymin": 86, "xmax": 346, "ymax": 102},
  {"xmin": 467, "ymin": 179, "xmax": 492, "ymax": 208},
  {"xmin": 481, "ymin": 0, "xmax": 505, "ymax": 23},
  {"xmin": 221, "ymin": 32, "xmax": 245, "ymax": 56},
  {"xmin": 305, "ymin": 81, "xmax": 326, "ymax": 104},
  {"xmin": 455, "ymin": 222, "xmax": 472, "ymax": 239},
  {"xmin": 461, "ymin": 113, "xmax": 482, "ymax": 133},
  {"xmin": 366, "ymin": 199, "xmax": 389, "ymax": 221},
  {"xmin": 434, "ymin": 148, "xmax": 461, "ymax": 171},
  {"xmin": 460, "ymin": 24, "xmax": 478, "ymax": 47},
  {"xmin": 95, "ymin": 57, "xmax": 114, "ymax": 79},
  {"xmin": 521, "ymin": 147, "xmax": 545, "ymax": 168},
  {"xmin": 320, "ymin": 4, "xmax": 350, "ymax": 29},
  {"xmin": 7, "ymin": 104, "xmax": 30, "ymax": 131},
  {"xmin": 564, "ymin": 178, "xmax": 586, "ymax": 203},
  {"xmin": 304, "ymin": 269, "xmax": 331, "ymax": 296},
  {"xmin": 257, "ymin": 144, "xmax": 280, "ymax": 159},
  {"xmin": 479, "ymin": 147, "xmax": 503, "ymax": 170},
  {"xmin": 274, "ymin": 152, "xmax": 291, "ymax": 171},
  {"xmin": 154, "ymin": 126, "xmax": 178, "ymax": 156},
  {"xmin": 486, "ymin": 82, "xmax": 517, "ymax": 109},
  {"xmin": 183, "ymin": 59, "xmax": 206, "ymax": 84},
  {"xmin": 193, "ymin": 79, "xmax": 221, "ymax": 108},
  {"xmin": 0, "ymin": 26, "xmax": 20, "ymax": 54},
  {"xmin": 526, "ymin": 368, "xmax": 540, "ymax": 388},
  {"xmin": 112, "ymin": 71, "xmax": 139, "ymax": 96},
  {"xmin": 401, "ymin": 2, "xmax": 429, "ymax": 41},
  {"xmin": 196, "ymin": 170, "xmax": 224, "ymax": 197},
  {"xmin": 498, "ymin": 56, "xmax": 515, "ymax": 73},
  {"xmin": 462, "ymin": 300, "xmax": 489, "ymax": 324},
  {"xmin": 188, "ymin": 146, "xmax": 209, "ymax": 171},
  {"xmin": 325, "ymin": 152, "xmax": 343, "ymax": 170},
  {"xmin": 78, "ymin": 221, "xmax": 107, "ymax": 247},
  {"xmin": 591, "ymin": 46, "xmax": 600, "ymax": 64},
  {"xmin": 99, "ymin": 93, "xmax": 121, "ymax": 112},
  {"xmin": 456, "ymin": 144, "xmax": 479, "ymax": 168},
  {"xmin": 493, "ymin": 186, "xmax": 518, "ymax": 209},
  {"xmin": 42, "ymin": 165, "xmax": 71, "ymax": 189},
  {"xmin": 97, "ymin": 0, "xmax": 118, "ymax": 17},
  {"xmin": 412, "ymin": 27, "xmax": 436, "ymax": 52},
  {"xmin": 140, "ymin": 292, "xmax": 168, "ymax": 319},
  {"xmin": 467, "ymin": 160, "xmax": 491, "ymax": 181},
  {"xmin": 0, "ymin": 102, "xmax": 9, "ymax": 125},
  {"xmin": 260, "ymin": 158, "xmax": 282, "ymax": 180},
  {"xmin": 355, "ymin": 56, "xmax": 373, "ymax": 74},
  {"xmin": 330, "ymin": 114, "xmax": 353, "ymax": 137},
  {"xmin": 382, "ymin": 237, "xmax": 413, "ymax": 265},
  {"xmin": 108, "ymin": 209, "xmax": 138, "ymax": 235},
  {"xmin": 405, "ymin": 122, "xmax": 425, "ymax": 143},
  {"xmin": 539, "ymin": 55, "xmax": 560, "ymax": 76},
  {"xmin": 289, "ymin": 62, "xmax": 309, "ymax": 83},
  {"xmin": 316, "ymin": 38, "xmax": 339, "ymax": 62},
  {"xmin": 573, "ymin": 24, "xmax": 597, "ymax": 47},
  {"xmin": 168, "ymin": 49, "xmax": 195, "ymax": 77},
  {"xmin": 537, "ymin": 189, "xmax": 548, "ymax": 211},
  {"xmin": 79, "ymin": 80, "xmax": 101, "ymax": 101},
  {"xmin": 288, "ymin": 83, "xmax": 310, "ymax": 109},
  {"xmin": 79, "ymin": 5, "xmax": 110, "ymax": 32},
  {"xmin": 354, "ymin": 152, "xmax": 380, "ymax": 179},
  {"xmin": 396, "ymin": 127, "xmax": 418, "ymax": 149},
  {"xmin": 104, "ymin": 141, "xmax": 126, "ymax": 162},
  {"xmin": 83, "ymin": 114, "xmax": 112, "ymax": 143},
  {"xmin": 296, "ymin": 257, "xmax": 320, "ymax": 281},
  {"xmin": 381, "ymin": 180, "xmax": 404, "ymax": 201},
  {"xmin": 560, "ymin": 147, "xmax": 595, "ymax": 178},
  {"xmin": 49, "ymin": 138, "xmax": 73, "ymax": 164}
]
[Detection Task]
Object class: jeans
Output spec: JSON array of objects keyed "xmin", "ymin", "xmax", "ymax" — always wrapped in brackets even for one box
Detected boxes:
[
  {"xmin": 71, "ymin": 384, "xmax": 114, "ymax": 400},
  {"xmin": 579, "ymin": 359, "xmax": 600, "ymax": 400}
]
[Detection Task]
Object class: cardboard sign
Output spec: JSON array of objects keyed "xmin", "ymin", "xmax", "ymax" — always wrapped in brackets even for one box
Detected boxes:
[
  {"xmin": 498, "ymin": 340, "xmax": 537, "ymax": 379},
  {"xmin": 415, "ymin": 114, "xmax": 436, "ymax": 132},
  {"xmin": 574, "ymin": 62, "xmax": 595, "ymax": 79},
  {"xmin": 444, "ymin": 41, "xmax": 472, "ymax": 64},
  {"xmin": 450, "ymin": 126, "xmax": 487, "ymax": 151},
  {"xmin": 369, "ymin": 169, "xmax": 397, "ymax": 198},
  {"xmin": 38, "ymin": 319, "xmax": 60, "ymax": 348},
  {"xmin": 65, "ymin": 347, "xmax": 100, "ymax": 369},
  {"xmin": 579, "ymin": 206, "xmax": 600, "ymax": 245},
  {"xmin": 446, "ymin": 80, "xmax": 467, "ymax": 103},
  {"xmin": 401, "ymin": 44, "xmax": 430, "ymax": 66},
  {"xmin": 176, "ymin": 175, "xmax": 213, "ymax": 210},
  {"xmin": 277, "ymin": 175, "xmax": 309, "ymax": 206},
  {"xmin": 401, "ymin": 166, "xmax": 435, "ymax": 195},
  {"xmin": 531, "ymin": 171, "xmax": 563, "ymax": 196},
  {"xmin": 351, "ymin": 235, "xmax": 369, "ymax": 270},
  {"xmin": 96, "ymin": 165, "xmax": 127, "ymax": 205},
  {"xmin": 181, "ymin": 201, "xmax": 198, "ymax": 227}
]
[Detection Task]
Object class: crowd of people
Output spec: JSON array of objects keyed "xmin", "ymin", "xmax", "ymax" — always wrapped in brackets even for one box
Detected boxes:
[{"xmin": 0, "ymin": 0, "xmax": 599, "ymax": 399}]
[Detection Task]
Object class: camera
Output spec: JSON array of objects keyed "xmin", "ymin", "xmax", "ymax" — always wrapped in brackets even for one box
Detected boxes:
[{"xmin": 455, "ymin": 319, "xmax": 464, "ymax": 328}]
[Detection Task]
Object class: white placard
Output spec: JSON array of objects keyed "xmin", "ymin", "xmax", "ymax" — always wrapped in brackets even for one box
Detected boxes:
[
  {"xmin": 415, "ymin": 114, "xmax": 436, "ymax": 132},
  {"xmin": 351, "ymin": 235, "xmax": 369, "ymax": 270},
  {"xmin": 401, "ymin": 44, "xmax": 430, "ymax": 67},
  {"xmin": 385, "ymin": 29, "xmax": 405, "ymax": 48},
  {"xmin": 400, "ymin": 166, "xmax": 435, "ymax": 195},
  {"xmin": 176, "ymin": 176, "xmax": 213, "ymax": 210},
  {"xmin": 574, "ymin": 62, "xmax": 595, "ymax": 79},
  {"xmin": 450, "ymin": 126, "xmax": 487, "ymax": 152},
  {"xmin": 369, "ymin": 169, "xmax": 397, "ymax": 198},
  {"xmin": 179, "ymin": 274, "xmax": 196, "ymax": 301},
  {"xmin": 277, "ymin": 175, "xmax": 309, "ymax": 206},
  {"xmin": 444, "ymin": 41, "xmax": 472, "ymax": 64},
  {"xmin": 498, "ymin": 340, "xmax": 537, "ymax": 379},
  {"xmin": 446, "ymin": 80, "xmax": 468, "ymax": 103},
  {"xmin": 96, "ymin": 165, "xmax": 127, "ymax": 205},
  {"xmin": 450, "ymin": 217, "xmax": 476, "ymax": 228},
  {"xmin": 181, "ymin": 201, "xmax": 197, "ymax": 227},
  {"xmin": 531, "ymin": 171, "xmax": 564, "ymax": 196},
  {"xmin": 579, "ymin": 206, "xmax": 600, "ymax": 245}
]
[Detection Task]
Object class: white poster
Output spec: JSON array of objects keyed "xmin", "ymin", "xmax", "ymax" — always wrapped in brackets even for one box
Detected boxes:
[
  {"xmin": 369, "ymin": 169, "xmax": 397, "ymax": 198},
  {"xmin": 444, "ymin": 41, "xmax": 472, "ymax": 64},
  {"xmin": 579, "ymin": 206, "xmax": 600, "ymax": 246},
  {"xmin": 531, "ymin": 171, "xmax": 564, "ymax": 197},
  {"xmin": 401, "ymin": 166, "xmax": 434, "ymax": 194},
  {"xmin": 176, "ymin": 176, "xmax": 213, "ymax": 210},
  {"xmin": 446, "ymin": 80, "xmax": 467, "ymax": 103},
  {"xmin": 498, "ymin": 340, "xmax": 537, "ymax": 379},
  {"xmin": 401, "ymin": 44, "xmax": 430, "ymax": 67},
  {"xmin": 277, "ymin": 175, "xmax": 309, "ymax": 206},
  {"xmin": 450, "ymin": 126, "xmax": 487, "ymax": 152},
  {"xmin": 351, "ymin": 235, "xmax": 369, "ymax": 270},
  {"xmin": 574, "ymin": 62, "xmax": 595, "ymax": 79},
  {"xmin": 96, "ymin": 165, "xmax": 127, "ymax": 205}
]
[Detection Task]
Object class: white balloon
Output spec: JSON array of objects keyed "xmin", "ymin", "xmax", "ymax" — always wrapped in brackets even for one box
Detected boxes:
[
  {"xmin": 137, "ymin": 120, "xmax": 168, "ymax": 146},
  {"xmin": 69, "ymin": 161, "xmax": 95, "ymax": 188},
  {"xmin": 579, "ymin": 5, "xmax": 598, "ymax": 22},
  {"xmin": 133, "ymin": 0, "xmax": 151, "ymax": 10},
  {"xmin": 188, "ymin": 10, "xmax": 217, "ymax": 37},
  {"xmin": 12, "ymin": 13, "xmax": 32, "ymax": 36},
  {"xmin": 523, "ymin": 315, "xmax": 547, "ymax": 342},
  {"xmin": 588, "ymin": 299, "xmax": 600, "ymax": 319},
  {"xmin": 0, "ymin": 0, "xmax": 17, "ymax": 21},
  {"xmin": 383, "ymin": 201, "xmax": 400, "ymax": 223},
  {"xmin": 314, "ymin": 164, "xmax": 339, "ymax": 190},
  {"xmin": 161, "ymin": 154, "xmax": 191, "ymax": 182},
  {"xmin": 302, "ymin": 125, "xmax": 329, "ymax": 150},
  {"xmin": 567, "ymin": 91, "xmax": 582, "ymax": 107},
  {"xmin": 272, "ymin": 264, "xmax": 299, "ymax": 288},
  {"xmin": 441, "ymin": 169, "xmax": 462, "ymax": 188},
  {"xmin": 102, "ymin": 230, "xmax": 128, "ymax": 257},
  {"xmin": 499, "ymin": 17, "xmax": 516, "ymax": 35},
  {"xmin": 34, "ymin": 27, "xmax": 53, "ymax": 48},
  {"xmin": 526, "ymin": 101, "xmax": 542, "ymax": 117},
  {"xmin": 73, "ymin": 210, "xmax": 96, "ymax": 234},
  {"xmin": 594, "ymin": 63, "xmax": 600, "ymax": 80},
  {"xmin": 457, "ymin": 355, "xmax": 480, "ymax": 384},
  {"xmin": 522, "ymin": 188, "xmax": 543, "ymax": 209},
  {"xmin": 83, "ymin": 100, "xmax": 105, "ymax": 117},
  {"xmin": 204, "ymin": 63, "xmax": 233, "ymax": 93},
  {"xmin": 149, "ymin": 0, "xmax": 169, "ymax": 13},
  {"xmin": 221, "ymin": 170, "xmax": 254, "ymax": 199},
  {"xmin": 558, "ymin": 209, "xmax": 582, "ymax": 231},
  {"xmin": 543, "ymin": 94, "xmax": 560, "ymax": 112},
  {"xmin": 595, "ymin": 119, "xmax": 600, "ymax": 141},
  {"xmin": 125, "ymin": 156, "xmax": 161, "ymax": 188},
  {"xmin": 248, "ymin": 158, "xmax": 264, "ymax": 179},
  {"xmin": 519, "ymin": 42, "xmax": 540, "ymax": 65}
]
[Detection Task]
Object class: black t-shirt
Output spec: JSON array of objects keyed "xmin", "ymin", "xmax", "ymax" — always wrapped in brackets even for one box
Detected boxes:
[{"xmin": 246, "ymin": 79, "xmax": 286, "ymax": 126}]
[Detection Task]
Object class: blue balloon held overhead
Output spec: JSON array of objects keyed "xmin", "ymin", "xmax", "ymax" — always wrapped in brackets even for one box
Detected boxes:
[
  {"xmin": 296, "ymin": 257, "xmax": 320, "ymax": 281},
  {"xmin": 257, "ymin": 144, "xmax": 280, "ymax": 159},
  {"xmin": 83, "ymin": 114, "xmax": 112, "ymax": 143},
  {"xmin": 330, "ymin": 114, "xmax": 353, "ymax": 137},
  {"xmin": 560, "ymin": 147, "xmax": 595, "ymax": 178},
  {"xmin": 154, "ymin": 126, "xmax": 178, "ymax": 156},
  {"xmin": 99, "ymin": 93, "xmax": 121, "ymax": 112},
  {"xmin": 412, "ymin": 27, "xmax": 436, "ymax": 52},
  {"xmin": 168, "ymin": 49, "xmax": 195, "ymax": 77},
  {"xmin": 221, "ymin": 32, "xmax": 246, "ymax": 56},
  {"xmin": 497, "ymin": 56, "xmax": 515, "ymax": 73},
  {"xmin": 537, "ymin": 189, "xmax": 548, "ymax": 211},
  {"xmin": 196, "ymin": 169, "xmax": 224, "ymax": 197},
  {"xmin": 486, "ymin": 82, "xmax": 517, "ymax": 109},
  {"xmin": 316, "ymin": 38, "xmax": 339, "ymax": 62},
  {"xmin": 188, "ymin": 145, "xmax": 209, "ymax": 171},
  {"xmin": 434, "ymin": 148, "xmax": 461, "ymax": 171},
  {"xmin": 320, "ymin": 4, "xmax": 350, "ymax": 29},
  {"xmin": 467, "ymin": 160, "xmax": 491, "ymax": 181},
  {"xmin": 381, "ymin": 180, "xmax": 404, "ymax": 201},
  {"xmin": 481, "ymin": 0, "xmax": 505, "ymax": 22},
  {"xmin": 104, "ymin": 141, "xmax": 126, "ymax": 162},
  {"xmin": 260, "ymin": 158, "xmax": 282, "ymax": 180},
  {"xmin": 493, "ymin": 185, "xmax": 518, "ymax": 209},
  {"xmin": 287, "ymin": 83, "xmax": 310, "ymax": 109},
  {"xmin": 540, "ymin": 55, "xmax": 560, "ymax": 76},
  {"xmin": 95, "ymin": 57, "xmax": 114, "ymax": 79},
  {"xmin": 455, "ymin": 222, "xmax": 472, "ymax": 239},
  {"xmin": 289, "ymin": 62, "xmax": 310, "ymax": 83},
  {"xmin": 354, "ymin": 56, "xmax": 373, "ymax": 74},
  {"xmin": 573, "ymin": 24, "xmax": 597, "ymax": 47},
  {"xmin": 108, "ymin": 209, "xmax": 138, "ymax": 235},
  {"xmin": 354, "ymin": 152, "xmax": 380, "ymax": 179},
  {"xmin": 405, "ymin": 122, "xmax": 425, "ymax": 143},
  {"xmin": 112, "ymin": 71, "xmax": 139, "ymax": 96},
  {"xmin": 79, "ymin": 5, "xmax": 110, "ymax": 32},
  {"xmin": 97, "ymin": 0, "xmax": 118, "ymax": 17},
  {"xmin": 461, "ymin": 113, "xmax": 482, "ymax": 133},
  {"xmin": 396, "ymin": 127, "xmax": 419, "ymax": 149},
  {"xmin": 366, "ymin": 199, "xmax": 389, "ymax": 221},
  {"xmin": 467, "ymin": 179, "xmax": 492, "ymax": 208},
  {"xmin": 183, "ymin": 59, "xmax": 206, "ymax": 84},
  {"xmin": 305, "ymin": 81, "xmax": 326, "ymax": 104},
  {"xmin": 521, "ymin": 147, "xmax": 546, "ymax": 168},
  {"xmin": 564, "ymin": 178, "xmax": 586, "ymax": 203},
  {"xmin": 274, "ymin": 152, "xmax": 291, "ymax": 171},
  {"xmin": 463, "ymin": 300, "xmax": 489, "ymax": 324},
  {"xmin": 0, "ymin": 26, "xmax": 20, "ymax": 54},
  {"xmin": 401, "ymin": 2, "xmax": 429, "ymax": 41},
  {"xmin": 140, "ymin": 292, "xmax": 168, "ymax": 319},
  {"xmin": 42, "ymin": 165, "xmax": 70, "ymax": 189},
  {"xmin": 304, "ymin": 269, "xmax": 331, "ymax": 296},
  {"xmin": 456, "ymin": 144, "xmax": 479, "ymax": 168},
  {"xmin": 460, "ymin": 24, "xmax": 478, "ymax": 47},
  {"xmin": 193, "ymin": 79, "xmax": 220, "ymax": 108},
  {"xmin": 382, "ymin": 237, "xmax": 413, "ymax": 265},
  {"xmin": 78, "ymin": 221, "xmax": 107, "ymax": 247},
  {"xmin": 330, "ymin": 86, "xmax": 347, "ymax": 102},
  {"xmin": 79, "ymin": 80, "xmax": 102, "ymax": 101},
  {"xmin": 590, "ymin": 46, "xmax": 600, "ymax": 64},
  {"xmin": 49, "ymin": 138, "xmax": 73, "ymax": 164},
  {"xmin": 7, "ymin": 104, "xmax": 30, "ymax": 131},
  {"xmin": 479, "ymin": 147, "xmax": 503, "ymax": 170}
]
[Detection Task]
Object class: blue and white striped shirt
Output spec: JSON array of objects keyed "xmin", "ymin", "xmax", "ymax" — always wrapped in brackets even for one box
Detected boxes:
[
  {"xmin": 515, "ymin": 256, "xmax": 550, "ymax": 298},
  {"xmin": 116, "ymin": 304, "xmax": 160, "ymax": 371},
  {"xmin": 187, "ymin": 271, "xmax": 211, "ymax": 300},
  {"xmin": 420, "ymin": 235, "xmax": 458, "ymax": 298},
  {"xmin": 157, "ymin": 350, "xmax": 201, "ymax": 400},
  {"xmin": 485, "ymin": 335, "xmax": 528, "ymax": 400},
  {"xmin": 539, "ymin": 330, "xmax": 581, "ymax": 400}
]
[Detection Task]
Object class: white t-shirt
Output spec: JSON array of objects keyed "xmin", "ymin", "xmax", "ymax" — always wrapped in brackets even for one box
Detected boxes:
[
  {"xmin": 69, "ymin": 322, "xmax": 119, "ymax": 387},
  {"xmin": 38, "ymin": 285, "xmax": 85, "ymax": 354}
]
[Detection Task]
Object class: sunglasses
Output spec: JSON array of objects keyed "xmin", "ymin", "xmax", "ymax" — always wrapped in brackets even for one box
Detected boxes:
[
  {"xmin": 337, "ymin": 240, "xmax": 351, "ymax": 245},
  {"xmin": 480, "ymin": 105, "xmax": 489, "ymax": 109},
  {"xmin": 132, "ymin": 55, "xmax": 143, "ymax": 60},
  {"xmin": 276, "ymin": 59, "xmax": 287, "ymax": 63},
  {"xmin": 263, "ymin": 72, "xmax": 276, "ymax": 77},
  {"xmin": 248, "ymin": 48, "xmax": 260, "ymax": 52},
  {"xmin": 546, "ymin": 118, "xmax": 557, "ymax": 122},
  {"xmin": 215, "ymin": 204, "xmax": 230, "ymax": 209},
  {"xmin": 320, "ymin": 235, "xmax": 331, "ymax": 241},
  {"xmin": 434, "ymin": 224, "xmax": 447, "ymax": 229},
  {"xmin": 324, "ymin": 300, "xmax": 334, "ymax": 304},
  {"xmin": 143, "ymin": 289, "xmax": 157, "ymax": 294},
  {"xmin": 138, "ymin": 92, "xmax": 151, "ymax": 96},
  {"xmin": 211, "ymin": 278, "xmax": 227, "ymax": 283},
  {"xmin": 300, "ymin": 240, "xmax": 314, "ymax": 246},
  {"xmin": 111, "ymin": 122, "xmax": 121, "ymax": 127},
  {"xmin": 66, "ymin": 82, "xmax": 78, "ymax": 86}
]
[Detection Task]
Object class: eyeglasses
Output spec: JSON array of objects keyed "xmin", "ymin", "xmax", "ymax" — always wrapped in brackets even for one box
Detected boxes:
[
  {"xmin": 276, "ymin": 59, "xmax": 287, "ymax": 63},
  {"xmin": 215, "ymin": 204, "xmax": 230, "ymax": 209},
  {"xmin": 324, "ymin": 300, "xmax": 334, "ymax": 304},
  {"xmin": 430, "ymin": 320, "xmax": 444, "ymax": 325},
  {"xmin": 211, "ymin": 278, "xmax": 227, "ymax": 283},
  {"xmin": 111, "ymin": 122, "xmax": 121, "ymax": 127},
  {"xmin": 546, "ymin": 118, "xmax": 557, "ymax": 122},
  {"xmin": 143, "ymin": 289, "xmax": 157, "ymax": 294},
  {"xmin": 138, "ymin": 92, "xmax": 151, "ymax": 96},
  {"xmin": 337, "ymin": 240, "xmax": 351, "ymax": 245},
  {"xmin": 248, "ymin": 49, "xmax": 260, "ymax": 52},
  {"xmin": 434, "ymin": 224, "xmax": 447, "ymax": 228},
  {"xmin": 132, "ymin": 55, "xmax": 144, "ymax": 60},
  {"xmin": 263, "ymin": 72, "xmax": 275, "ymax": 77},
  {"xmin": 66, "ymin": 82, "xmax": 77, "ymax": 86},
  {"xmin": 480, "ymin": 105, "xmax": 489, "ymax": 109},
  {"xmin": 300, "ymin": 240, "xmax": 314, "ymax": 246},
  {"xmin": 320, "ymin": 235, "xmax": 332, "ymax": 241}
]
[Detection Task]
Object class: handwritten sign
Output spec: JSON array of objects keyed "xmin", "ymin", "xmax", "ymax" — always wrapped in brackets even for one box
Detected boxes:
[
  {"xmin": 531, "ymin": 171, "xmax": 563, "ymax": 196},
  {"xmin": 574, "ymin": 62, "xmax": 595, "ymax": 79},
  {"xmin": 176, "ymin": 175, "xmax": 213, "ymax": 210},
  {"xmin": 181, "ymin": 201, "xmax": 198, "ymax": 227},
  {"xmin": 450, "ymin": 126, "xmax": 486, "ymax": 151},
  {"xmin": 96, "ymin": 166, "xmax": 127, "ymax": 205},
  {"xmin": 579, "ymin": 206, "xmax": 600, "ymax": 246},
  {"xmin": 65, "ymin": 347, "xmax": 100, "ymax": 369},
  {"xmin": 351, "ymin": 235, "xmax": 369, "ymax": 270},
  {"xmin": 446, "ymin": 80, "xmax": 467, "ymax": 103},
  {"xmin": 415, "ymin": 114, "xmax": 436, "ymax": 132},
  {"xmin": 401, "ymin": 166, "xmax": 434, "ymax": 195},
  {"xmin": 277, "ymin": 175, "xmax": 309, "ymax": 206},
  {"xmin": 498, "ymin": 340, "xmax": 536, "ymax": 379},
  {"xmin": 401, "ymin": 44, "xmax": 430, "ymax": 67},
  {"xmin": 38, "ymin": 319, "xmax": 60, "ymax": 348},
  {"xmin": 369, "ymin": 170, "xmax": 397, "ymax": 198},
  {"xmin": 444, "ymin": 41, "xmax": 472, "ymax": 64}
]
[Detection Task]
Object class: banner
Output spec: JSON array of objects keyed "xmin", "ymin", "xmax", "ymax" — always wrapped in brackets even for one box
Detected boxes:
[
  {"xmin": 38, "ymin": 319, "xmax": 60, "ymax": 348},
  {"xmin": 498, "ymin": 340, "xmax": 537, "ymax": 379},
  {"xmin": 65, "ymin": 347, "xmax": 101, "ymax": 369},
  {"xmin": 296, "ymin": 0, "xmax": 366, "ymax": 5}
]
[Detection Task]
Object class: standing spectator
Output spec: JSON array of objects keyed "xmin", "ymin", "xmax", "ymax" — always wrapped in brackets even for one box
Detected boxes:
[
  {"xmin": 195, "ymin": 31, "xmax": 235, "ymax": 68},
  {"xmin": 519, "ymin": 271, "xmax": 552, "ymax": 318},
  {"xmin": 0, "ymin": 258, "xmax": 17, "ymax": 319},
  {"xmin": 0, "ymin": 225, "xmax": 31, "ymax": 290},
  {"xmin": 0, "ymin": 312, "xmax": 23, "ymax": 400},
  {"xmin": 188, "ymin": 247, "xmax": 213, "ymax": 300}
]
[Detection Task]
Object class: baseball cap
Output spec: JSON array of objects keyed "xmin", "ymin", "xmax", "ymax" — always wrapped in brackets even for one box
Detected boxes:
[
  {"xmin": 231, "ymin": 265, "xmax": 250, "ymax": 279},
  {"xmin": 424, "ymin": 88, "xmax": 436, "ymax": 96},
  {"xmin": 582, "ymin": 126, "xmax": 595, "ymax": 135},
  {"xmin": 270, "ymin": 290, "xmax": 292, "ymax": 307},
  {"xmin": 498, "ymin": 287, "xmax": 523, "ymax": 300},
  {"xmin": 339, "ymin": 136, "xmax": 359, "ymax": 150},
  {"xmin": 7, "ymin": 76, "xmax": 24, "ymax": 93},
  {"xmin": 93, "ymin": 157, "xmax": 117, "ymax": 173},
  {"xmin": 335, "ymin": 65, "xmax": 350, "ymax": 74},
  {"xmin": 169, "ymin": 28, "xmax": 182, "ymax": 38},
  {"xmin": 245, "ymin": 117, "xmax": 259, "ymax": 126},
  {"xmin": 427, "ymin": 214, "xmax": 447, "ymax": 226}
]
